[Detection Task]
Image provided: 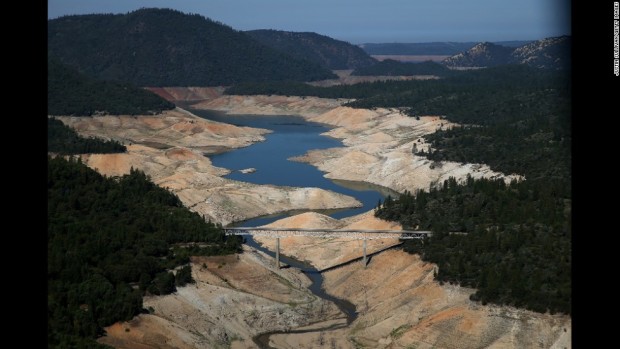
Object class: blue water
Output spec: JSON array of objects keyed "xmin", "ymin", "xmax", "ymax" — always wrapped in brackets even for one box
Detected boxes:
[{"xmin": 187, "ymin": 108, "xmax": 399, "ymax": 226}]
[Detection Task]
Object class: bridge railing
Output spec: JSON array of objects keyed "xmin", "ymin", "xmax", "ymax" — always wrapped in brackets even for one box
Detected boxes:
[{"xmin": 223, "ymin": 227, "xmax": 432, "ymax": 240}]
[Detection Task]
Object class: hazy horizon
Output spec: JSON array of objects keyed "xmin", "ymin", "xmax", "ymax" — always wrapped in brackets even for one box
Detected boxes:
[{"xmin": 47, "ymin": 0, "xmax": 571, "ymax": 44}]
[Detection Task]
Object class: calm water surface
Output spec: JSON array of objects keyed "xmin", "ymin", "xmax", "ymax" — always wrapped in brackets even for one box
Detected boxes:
[{"xmin": 187, "ymin": 108, "xmax": 399, "ymax": 226}]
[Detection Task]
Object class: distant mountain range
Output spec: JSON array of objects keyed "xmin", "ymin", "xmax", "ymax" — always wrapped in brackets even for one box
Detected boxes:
[
  {"xmin": 443, "ymin": 36, "xmax": 570, "ymax": 70},
  {"xmin": 359, "ymin": 41, "xmax": 532, "ymax": 56},
  {"xmin": 246, "ymin": 30, "xmax": 376, "ymax": 70},
  {"xmin": 442, "ymin": 42, "xmax": 515, "ymax": 68},
  {"xmin": 48, "ymin": 8, "xmax": 336, "ymax": 86},
  {"xmin": 48, "ymin": 8, "xmax": 570, "ymax": 88}
]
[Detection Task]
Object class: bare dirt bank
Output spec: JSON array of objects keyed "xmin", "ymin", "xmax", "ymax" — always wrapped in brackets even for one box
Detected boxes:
[
  {"xmin": 298, "ymin": 106, "xmax": 523, "ymax": 193},
  {"xmin": 253, "ymin": 211, "xmax": 572, "ymax": 349},
  {"xmin": 307, "ymin": 69, "xmax": 439, "ymax": 88},
  {"xmin": 147, "ymin": 87, "xmax": 226, "ymax": 102},
  {"xmin": 98, "ymin": 246, "xmax": 343, "ymax": 349},
  {"xmin": 57, "ymin": 107, "xmax": 266, "ymax": 154},
  {"xmin": 192, "ymin": 94, "xmax": 345, "ymax": 118},
  {"xmin": 322, "ymin": 250, "xmax": 571, "ymax": 349},
  {"xmin": 254, "ymin": 211, "xmax": 402, "ymax": 271},
  {"xmin": 56, "ymin": 108, "xmax": 361, "ymax": 225}
]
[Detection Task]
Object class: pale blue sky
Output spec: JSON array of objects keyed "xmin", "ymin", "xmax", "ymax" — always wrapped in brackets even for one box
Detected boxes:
[{"xmin": 47, "ymin": 0, "xmax": 571, "ymax": 44}]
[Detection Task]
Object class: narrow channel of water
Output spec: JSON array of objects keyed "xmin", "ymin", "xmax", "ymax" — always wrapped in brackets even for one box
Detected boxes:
[{"xmin": 242, "ymin": 235, "xmax": 356, "ymax": 348}]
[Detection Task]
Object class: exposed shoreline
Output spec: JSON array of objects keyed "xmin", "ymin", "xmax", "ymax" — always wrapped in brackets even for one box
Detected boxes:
[
  {"xmin": 56, "ymin": 108, "xmax": 362, "ymax": 226},
  {"xmin": 189, "ymin": 92, "xmax": 522, "ymax": 195},
  {"xmin": 56, "ymin": 89, "xmax": 570, "ymax": 348}
]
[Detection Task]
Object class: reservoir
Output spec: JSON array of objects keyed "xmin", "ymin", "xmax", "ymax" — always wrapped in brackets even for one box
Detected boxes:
[{"xmin": 188, "ymin": 108, "xmax": 399, "ymax": 226}]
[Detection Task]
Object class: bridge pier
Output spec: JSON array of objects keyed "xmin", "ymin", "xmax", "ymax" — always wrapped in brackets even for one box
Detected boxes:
[
  {"xmin": 362, "ymin": 238, "xmax": 367, "ymax": 268},
  {"xmin": 275, "ymin": 237, "xmax": 280, "ymax": 269},
  {"xmin": 222, "ymin": 228, "xmax": 432, "ymax": 271}
]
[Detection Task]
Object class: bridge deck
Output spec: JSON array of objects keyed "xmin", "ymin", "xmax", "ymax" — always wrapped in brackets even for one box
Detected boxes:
[{"xmin": 223, "ymin": 227, "xmax": 431, "ymax": 240}]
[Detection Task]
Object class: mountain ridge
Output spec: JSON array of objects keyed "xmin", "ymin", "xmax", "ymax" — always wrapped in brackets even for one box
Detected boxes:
[
  {"xmin": 360, "ymin": 40, "xmax": 532, "ymax": 56},
  {"xmin": 442, "ymin": 42, "xmax": 514, "ymax": 68},
  {"xmin": 442, "ymin": 36, "xmax": 570, "ymax": 69},
  {"xmin": 246, "ymin": 29, "xmax": 377, "ymax": 70},
  {"xmin": 48, "ymin": 8, "xmax": 336, "ymax": 86}
]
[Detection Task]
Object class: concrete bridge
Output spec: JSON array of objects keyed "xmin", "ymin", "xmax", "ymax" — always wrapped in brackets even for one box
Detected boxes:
[{"xmin": 223, "ymin": 227, "xmax": 431, "ymax": 269}]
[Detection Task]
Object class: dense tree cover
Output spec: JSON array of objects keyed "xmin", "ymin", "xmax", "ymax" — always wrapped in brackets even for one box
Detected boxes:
[
  {"xmin": 360, "ymin": 42, "xmax": 477, "ymax": 55},
  {"xmin": 227, "ymin": 65, "xmax": 567, "ymax": 119},
  {"xmin": 48, "ymin": 57, "xmax": 175, "ymax": 116},
  {"xmin": 48, "ymin": 156, "xmax": 242, "ymax": 347},
  {"xmin": 351, "ymin": 60, "xmax": 453, "ymax": 77},
  {"xmin": 48, "ymin": 117, "xmax": 126, "ymax": 154},
  {"xmin": 365, "ymin": 64, "xmax": 571, "ymax": 314},
  {"xmin": 48, "ymin": 8, "xmax": 336, "ymax": 86},
  {"xmin": 375, "ymin": 176, "xmax": 570, "ymax": 314},
  {"xmin": 410, "ymin": 69, "xmax": 570, "ymax": 184},
  {"xmin": 246, "ymin": 29, "xmax": 377, "ymax": 70},
  {"xmin": 419, "ymin": 104, "xmax": 570, "ymax": 181},
  {"xmin": 347, "ymin": 65, "xmax": 569, "ymax": 120}
]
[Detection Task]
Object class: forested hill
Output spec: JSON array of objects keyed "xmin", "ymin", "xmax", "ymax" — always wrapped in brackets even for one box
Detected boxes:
[
  {"xmin": 442, "ymin": 42, "xmax": 514, "ymax": 68},
  {"xmin": 48, "ymin": 57, "xmax": 175, "ymax": 116},
  {"xmin": 48, "ymin": 8, "xmax": 336, "ymax": 86},
  {"xmin": 368, "ymin": 65, "xmax": 571, "ymax": 314},
  {"xmin": 246, "ymin": 29, "xmax": 377, "ymax": 70},
  {"xmin": 48, "ymin": 156, "xmax": 242, "ymax": 347}
]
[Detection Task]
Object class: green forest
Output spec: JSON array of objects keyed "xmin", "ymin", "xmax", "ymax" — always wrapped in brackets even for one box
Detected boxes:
[
  {"xmin": 351, "ymin": 60, "xmax": 453, "ymax": 77},
  {"xmin": 48, "ymin": 8, "xmax": 336, "ymax": 86},
  {"xmin": 48, "ymin": 156, "xmax": 242, "ymax": 348},
  {"xmin": 246, "ymin": 29, "xmax": 377, "ymax": 70},
  {"xmin": 372, "ymin": 66, "xmax": 570, "ymax": 314},
  {"xmin": 230, "ymin": 65, "xmax": 566, "ymax": 114},
  {"xmin": 48, "ymin": 117, "xmax": 126, "ymax": 154},
  {"xmin": 375, "ymin": 175, "xmax": 570, "ymax": 314},
  {"xmin": 360, "ymin": 42, "xmax": 479, "ymax": 55},
  {"xmin": 48, "ymin": 57, "xmax": 175, "ymax": 116}
]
